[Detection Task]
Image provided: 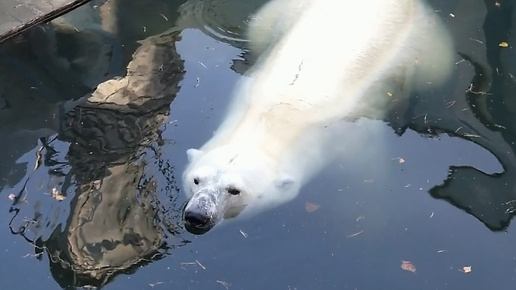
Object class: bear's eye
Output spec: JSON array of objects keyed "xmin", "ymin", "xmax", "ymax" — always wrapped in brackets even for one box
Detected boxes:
[
  {"xmin": 193, "ymin": 178, "xmax": 199, "ymax": 185},
  {"xmin": 227, "ymin": 187, "xmax": 241, "ymax": 196}
]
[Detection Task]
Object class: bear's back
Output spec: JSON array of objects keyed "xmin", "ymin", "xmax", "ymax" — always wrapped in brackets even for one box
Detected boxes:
[{"xmin": 242, "ymin": 0, "xmax": 453, "ymax": 126}]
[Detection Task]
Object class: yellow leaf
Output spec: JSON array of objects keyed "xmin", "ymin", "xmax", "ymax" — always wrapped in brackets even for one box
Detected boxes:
[{"xmin": 499, "ymin": 41, "xmax": 509, "ymax": 47}]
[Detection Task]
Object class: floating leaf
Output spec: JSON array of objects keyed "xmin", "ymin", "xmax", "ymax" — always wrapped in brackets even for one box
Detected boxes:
[
  {"xmin": 51, "ymin": 188, "xmax": 65, "ymax": 201},
  {"xmin": 401, "ymin": 260, "xmax": 416, "ymax": 273},
  {"xmin": 499, "ymin": 41, "xmax": 509, "ymax": 47},
  {"xmin": 461, "ymin": 266, "xmax": 472, "ymax": 273},
  {"xmin": 305, "ymin": 202, "xmax": 320, "ymax": 213}
]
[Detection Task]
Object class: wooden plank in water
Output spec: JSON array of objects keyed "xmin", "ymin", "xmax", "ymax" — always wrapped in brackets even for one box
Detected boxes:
[{"xmin": 0, "ymin": 0, "xmax": 92, "ymax": 43}]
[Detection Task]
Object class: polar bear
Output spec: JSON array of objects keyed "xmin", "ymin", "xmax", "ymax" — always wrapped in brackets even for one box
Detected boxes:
[{"xmin": 182, "ymin": 0, "xmax": 454, "ymax": 234}]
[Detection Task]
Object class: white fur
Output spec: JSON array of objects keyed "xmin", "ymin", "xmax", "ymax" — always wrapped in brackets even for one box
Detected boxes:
[{"xmin": 182, "ymin": 0, "xmax": 454, "ymax": 233}]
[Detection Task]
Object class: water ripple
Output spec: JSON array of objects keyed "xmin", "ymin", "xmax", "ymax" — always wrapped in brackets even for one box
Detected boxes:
[{"xmin": 177, "ymin": 0, "xmax": 266, "ymax": 48}]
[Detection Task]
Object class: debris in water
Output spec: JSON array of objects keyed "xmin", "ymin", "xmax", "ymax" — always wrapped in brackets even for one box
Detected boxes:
[
  {"xmin": 149, "ymin": 281, "xmax": 164, "ymax": 287},
  {"xmin": 181, "ymin": 260, "xmax": 206, "ymax": 270},
  {"xmin": 34, "ymin": 146, "xmax": 44, "ymax": 170},
  {"xmin": 347, "ymin": 230, "xmax": 364, "ymax": 238},
  {"xmin": 216, "ymin": 280, "xmax": 231, "ymax": 289},
  {"xmin": 305, "ymin": 202, "xmax": 320, "ymax": 212},
  {"xmin": 401, "ymin": 260, "xmax": 416, "ymax": 273},
  {"xmin": 460, "ymin": 266, "xmax": 472, "ymax": 273},
  {"xmin": 195, "ymin": 260, "xmax": 206, "ymax": 270},
  {"xmin": 51, "ymin": 188, "xmax": 65, "ymax": 201}
]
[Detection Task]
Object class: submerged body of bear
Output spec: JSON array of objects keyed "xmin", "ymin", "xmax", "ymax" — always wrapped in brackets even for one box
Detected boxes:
[{"xmin": 182, "ymin": 0, "xmax": 454, "ymax": 234}]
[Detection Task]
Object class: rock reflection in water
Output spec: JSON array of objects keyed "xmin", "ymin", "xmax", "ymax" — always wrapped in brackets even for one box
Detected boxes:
[{"xmin": 7, "ymin": 22, "xmax": 187, "ymax": 290}]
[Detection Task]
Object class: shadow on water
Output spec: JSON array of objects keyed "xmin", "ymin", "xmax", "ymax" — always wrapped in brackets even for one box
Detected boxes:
[
  {"xmin": 2, "ymin": 0, "xmax": 516, "ymax": 288},
  {"xmin": 407, "ymin": 0, "xmax": 516, "ymax": 231}
]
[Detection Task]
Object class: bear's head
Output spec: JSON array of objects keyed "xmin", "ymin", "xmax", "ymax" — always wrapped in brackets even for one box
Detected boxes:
[{"xmin": 182, "ymin": 146, "xmax": 296, "ymax": 235}]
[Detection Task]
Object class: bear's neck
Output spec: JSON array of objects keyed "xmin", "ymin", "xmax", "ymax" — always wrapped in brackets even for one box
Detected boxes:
[
  {"xmin": 211, "ymin": 113, "xmax": 328, "ymax": 183},
  {"xmin": 222, "ymin": 112, "xmax": 310, "ymax": 158}
]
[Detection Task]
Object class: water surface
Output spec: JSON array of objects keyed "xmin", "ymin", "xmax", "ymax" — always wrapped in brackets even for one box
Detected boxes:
[{"xmin": 1, "ymin": 0, "xmax": 516, "ymax": 289}]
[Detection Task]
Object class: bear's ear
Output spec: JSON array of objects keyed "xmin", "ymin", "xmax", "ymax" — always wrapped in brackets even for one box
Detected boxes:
[
  {"xmin": 186, "ymin": 148, "xmax": 202, "ymax": 162},
  {"xmin": 275, "ymin": 175, "xmax": 294, "ymax": 189}
]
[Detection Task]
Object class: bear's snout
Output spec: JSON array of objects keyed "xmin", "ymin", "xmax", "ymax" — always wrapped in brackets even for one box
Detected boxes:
[
  {"xmin": 183, "ymin": 188, "xmax": 229, "ymax": 235},
  {"xmin": 184, "ymin": 209, "xmax": 212, "ymax": 234}
]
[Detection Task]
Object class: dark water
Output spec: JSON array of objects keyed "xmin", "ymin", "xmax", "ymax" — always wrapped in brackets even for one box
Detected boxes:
[{"xmin": 1, "ymin": 0, "xmax": 516, "ymax": 289}]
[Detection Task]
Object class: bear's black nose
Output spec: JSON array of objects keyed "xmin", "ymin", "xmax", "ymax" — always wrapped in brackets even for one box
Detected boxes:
[
  {"xmin": 184, "ymin": 210, "xmax": 213, "ymax": 235},
  {"xmin": 185, "ymin": 210, "xmax": 209, "ymax": 227}
]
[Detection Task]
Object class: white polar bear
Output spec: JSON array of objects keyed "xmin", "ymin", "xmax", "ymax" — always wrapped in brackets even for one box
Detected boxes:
[{"xmin": 182, "ymin": 0, "xmax": 454, "ymax": 234}]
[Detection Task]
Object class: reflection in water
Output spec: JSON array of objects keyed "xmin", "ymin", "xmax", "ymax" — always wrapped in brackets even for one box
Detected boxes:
[
  {"xmin": 176, "ymin": 0, "xmax": 264, "ymax": 46},
  {"xmin": 0, "ymin": 2, "xmax": 122, "ymax": 194},
  {"xmin": 4, "ymin": 3, "xmax": 188, "ymax": 288},
  {"xmin": 175, "ymin": 0, "xmax": 268, "ymax": 74},
  {"xmin": 2, "ymin": 0, "xmax": 516, "ymax": 288},
  {"xmin": 409, "ymin": 0, "xmax": 516, "ymax": 231}
]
